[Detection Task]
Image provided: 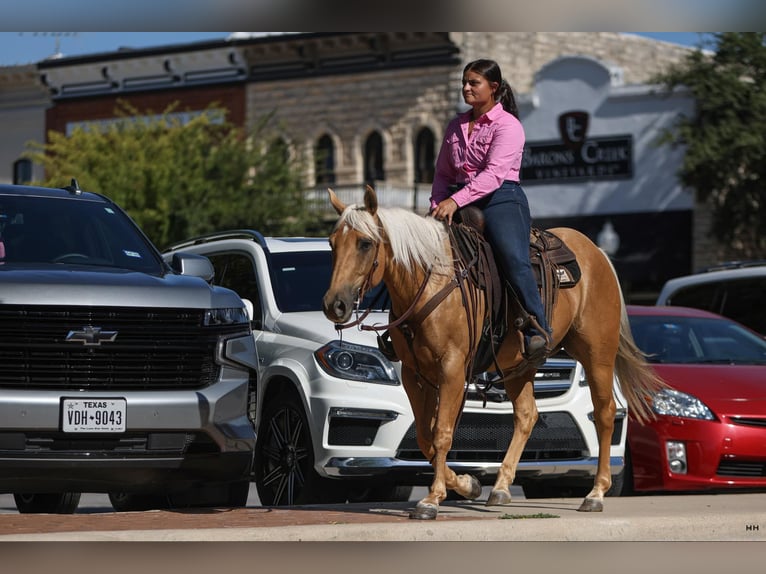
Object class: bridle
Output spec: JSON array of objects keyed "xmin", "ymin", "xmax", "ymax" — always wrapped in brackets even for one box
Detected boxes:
[
  {"xmin": 333, "ymin": 222, "xmax": 478, "ymax": 376},
  {"xmin": 333, "ymin": 225, "xmax": 443, "ymax": 336},
  {"xmin": 333, "ymin": 232, "xmax": 433, "ymax": 332}
]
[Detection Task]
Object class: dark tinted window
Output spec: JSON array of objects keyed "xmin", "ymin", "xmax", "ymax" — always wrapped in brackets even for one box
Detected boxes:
[
  {"xmin": 629, "ymin": 314, "xmax": 766, "ymax": 365},
  {"xmin": 206, "ymin": 251, "xmax": 263, "ymax": 328},
  {"xmin": 669, "ymin": 277, "xmax": 766, "ymax": 335},
  {"xmin": 269, "ymin": 250, "xmax": 389, "ymax": 313},
  {"xmin": 0, "ymin": 195, "xmax": 163, "ymax": 274}
]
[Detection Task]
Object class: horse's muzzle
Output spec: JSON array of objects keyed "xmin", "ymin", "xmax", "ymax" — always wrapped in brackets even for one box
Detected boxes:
[{"xmin": 322, "ymin": 291, "xmax": 353, "ymax": 323}]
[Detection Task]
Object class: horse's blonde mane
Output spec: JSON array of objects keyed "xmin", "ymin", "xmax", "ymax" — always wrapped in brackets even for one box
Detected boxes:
[{"xmin": 338, "ymin": 204, "xmax": 452, "ymax": 274}]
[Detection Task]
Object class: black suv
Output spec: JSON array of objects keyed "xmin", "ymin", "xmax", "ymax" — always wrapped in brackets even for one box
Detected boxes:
[{"xmin": 0, "ymin": 182, "xmax": 257, "ymax": 513}]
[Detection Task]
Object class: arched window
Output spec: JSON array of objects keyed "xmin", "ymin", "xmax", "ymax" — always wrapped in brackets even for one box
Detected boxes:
[
  {"xmin": 364, "ymin": 131, "xmax": 385, "ymax": 185},
  {"xmin": 315, "ymin": 134, "xmax": 336, "ymax": 185},
  {"xmin": 414, "ymin": 128, "xmax": 435, "ymax": 184}
]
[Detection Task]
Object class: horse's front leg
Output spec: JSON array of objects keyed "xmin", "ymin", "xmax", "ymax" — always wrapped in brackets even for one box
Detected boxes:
[
  {"xmin": 410, "ymin": 364, "xmax": 474, "ymax": 520},
  {"xmin": 487, "ymin": 377, "xmax": 538, "ymax": 506}
]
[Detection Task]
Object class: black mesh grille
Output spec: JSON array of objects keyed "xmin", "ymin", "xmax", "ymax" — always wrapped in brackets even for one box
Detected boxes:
[
  {"xmin": 328, "ymin": 418, "xmax": 381, "ymax": 446},
  {"xmin": 729, "ymin": 417, "xmax": 766, "ymax": 428},
  {"xmin": 0, "ymin": 305, "xmax": 234, "ymax": 390},
  {"xmin": 716, "ymin": 460, "xmax": 766, "ymax": 477},
  {"xmin": 469, "ymin": 362, "xmax": 576, "ymax": 402},
  {"xmin": 396, "ymin": 411, "xmax": 587, "ymax": 462}
]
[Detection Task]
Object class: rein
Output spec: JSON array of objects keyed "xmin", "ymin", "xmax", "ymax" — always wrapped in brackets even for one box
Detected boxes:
[
  {"xmin": 333, "ymin": 251, "xmax": 436, "ymax": 334},
  {"xmin": 333, "ymin": 222, "xmax": 481, "ymax": 392},
  {"xmin": 330, "ymin": 217, "xmax": 488, "ymax": 444},
  {"xmin": 332, "ymin": 241, "xmax": 382, "ymax": 332}
]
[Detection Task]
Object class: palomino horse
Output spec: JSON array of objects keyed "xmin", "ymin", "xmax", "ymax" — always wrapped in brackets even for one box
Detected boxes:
[{"xmin": 322, "ymin": 186, "xmax": 665, "ymax": 520}]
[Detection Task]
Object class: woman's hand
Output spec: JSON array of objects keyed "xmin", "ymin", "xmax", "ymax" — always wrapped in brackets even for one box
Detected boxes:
[{"xmin": 430, "ymin": 198, "xmax": 459, "ymax": 225}]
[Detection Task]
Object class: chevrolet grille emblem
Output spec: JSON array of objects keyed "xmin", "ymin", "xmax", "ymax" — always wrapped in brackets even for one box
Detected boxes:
[{"xmin": 65, "ymin": 326, "xmax": 119, "ymax": 346}]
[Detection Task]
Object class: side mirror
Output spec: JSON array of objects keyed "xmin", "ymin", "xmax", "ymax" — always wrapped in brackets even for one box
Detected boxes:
[
  {"xmin": 241, "ymin": 298, "xmax": 254, "ymax": 322},
  {"xmin": 170, "ymin": 252, "xmax": 215, "ymax": 283}
]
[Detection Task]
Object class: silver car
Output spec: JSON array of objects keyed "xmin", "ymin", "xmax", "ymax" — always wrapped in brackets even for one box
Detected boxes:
[{"xmin": 0, "ymin": 182, "xmax": 257, "ymax": 513}]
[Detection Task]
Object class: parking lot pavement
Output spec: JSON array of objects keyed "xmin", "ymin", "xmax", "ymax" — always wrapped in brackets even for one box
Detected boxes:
[{"xmin": 0, "ymin": 491, "xmax": 764, "ymax": 542}]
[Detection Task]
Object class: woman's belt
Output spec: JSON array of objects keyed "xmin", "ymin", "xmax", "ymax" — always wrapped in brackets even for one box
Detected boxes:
[{"xmin": 448, "ymin": 180, "xmax": 519, "ymax": 194}]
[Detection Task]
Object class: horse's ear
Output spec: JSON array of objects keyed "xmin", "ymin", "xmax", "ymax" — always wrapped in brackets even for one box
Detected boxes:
[
  {"xmin": 328, "ymin": 188, "xmax": 346, "ymax": 215},
  {"xmin": 363, "ymin": 184, "xmax": 378, "ymax": 215}
]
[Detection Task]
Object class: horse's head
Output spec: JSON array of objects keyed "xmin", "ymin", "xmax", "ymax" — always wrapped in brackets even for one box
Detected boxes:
[{"xmin": 322, "ymin": 185, "xmax": 386, "ymax": 324}]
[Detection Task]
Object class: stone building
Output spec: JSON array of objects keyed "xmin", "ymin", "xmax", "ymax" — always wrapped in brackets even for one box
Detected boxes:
[
  {"xmin": 6, "ymin": 32, "xmax": 723, "ymax": 301},
  {"xmin": 0, "ymin": 64, "xmax": 50, "ymax": 185}
]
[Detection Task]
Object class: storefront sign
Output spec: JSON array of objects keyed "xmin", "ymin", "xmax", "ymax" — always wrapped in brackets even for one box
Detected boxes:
[
  {"xmin": 522, "ymin": 135, "xmax": 633, "ymax": 183},
  {"xmin": 522, "ymin": 111, "xmax": 633, "ymax": 184}
]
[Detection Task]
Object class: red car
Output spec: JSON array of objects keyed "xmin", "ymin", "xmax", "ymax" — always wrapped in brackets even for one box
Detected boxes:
[{"xmin": 624, "ymin": 305, "xmax": 766, "ymax": 493}]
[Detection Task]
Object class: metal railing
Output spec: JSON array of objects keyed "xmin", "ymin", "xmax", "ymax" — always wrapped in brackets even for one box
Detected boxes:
[{"xmin": 305, "ymin": 182, "xmax": 433, "ymax": 215}]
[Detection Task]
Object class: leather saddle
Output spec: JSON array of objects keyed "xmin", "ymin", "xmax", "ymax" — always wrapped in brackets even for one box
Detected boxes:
[{"xmin": 451, "ymin": 206, "xmax": 581, "ymax": 374}]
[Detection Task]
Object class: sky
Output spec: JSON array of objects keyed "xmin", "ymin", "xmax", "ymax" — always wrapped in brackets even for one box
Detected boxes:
[{"xmin": 0, "ymin": 32, "xmax": 713, "ymax": 68}]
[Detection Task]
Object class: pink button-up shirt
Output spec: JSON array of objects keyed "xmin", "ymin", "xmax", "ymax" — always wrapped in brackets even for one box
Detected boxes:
[{"xmin": 430, "ymin": 102, "xmax": 525, "ymax": 210}]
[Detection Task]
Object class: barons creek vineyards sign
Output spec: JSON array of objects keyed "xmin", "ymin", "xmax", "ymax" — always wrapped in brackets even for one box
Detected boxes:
[{"xmin": 521, "ymin": 110, "xmax": 633, "ymax": 184}]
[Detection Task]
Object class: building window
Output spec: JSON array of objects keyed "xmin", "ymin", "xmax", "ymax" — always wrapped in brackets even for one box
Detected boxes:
[
  {"xmin": 13, "ymin": 159, "xmax": 33, "ymax": 185},
  {"xmin": 364, "ymin": 131, "xmax": 385, "ymax": 185},
  {"xmin": 315, "ymin": 134, "xmax": 336, "ymax": 185},
  {"xmin": 414, "ymin": 128, "xmax": 435, "ymax": 184}
]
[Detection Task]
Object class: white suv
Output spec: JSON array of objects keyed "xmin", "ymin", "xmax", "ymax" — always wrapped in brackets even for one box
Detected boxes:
[
  {"xmin": 163, "ymin": 230, "xmax": 629, "ymax": 504},
  {"xmin": 656, "ymin": 262, "xmax": 766, "ymax": 335}
]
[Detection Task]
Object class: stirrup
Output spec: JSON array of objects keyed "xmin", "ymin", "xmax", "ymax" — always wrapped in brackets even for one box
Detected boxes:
[{"xmin": 522, "ymin": 334, "xmax": 549, "ymax": 360}]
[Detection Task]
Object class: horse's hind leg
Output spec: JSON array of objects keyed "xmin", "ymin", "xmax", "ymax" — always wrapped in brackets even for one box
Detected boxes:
[
  {"xmin": 578, "ymin": 359, "xmax": 617, "ymax": 512},
  {"xmin": 487, "ymin": 376, "xmax": 537, "ymax": 506}
]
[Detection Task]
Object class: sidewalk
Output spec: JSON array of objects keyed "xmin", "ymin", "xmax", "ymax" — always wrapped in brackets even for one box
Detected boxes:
[{"xmin": 1, "ymin": 492, "xmax": 764, "ymax": 541}]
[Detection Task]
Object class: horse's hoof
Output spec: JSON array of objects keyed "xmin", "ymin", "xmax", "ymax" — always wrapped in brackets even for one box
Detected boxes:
[
  {"xmin": 410, "ymin": 502, "xmax": 439, "ymax": 520},
  {"xmin": 578, "ymin": 497, "xmax": 604, "ymax": 512},
  {"xmin": 464, "ymin": 476, "xmax": 482, "ymax": 500},
  {"xmin": 486, "ymin": 488, "xmax": 512, "ymax": 506}
]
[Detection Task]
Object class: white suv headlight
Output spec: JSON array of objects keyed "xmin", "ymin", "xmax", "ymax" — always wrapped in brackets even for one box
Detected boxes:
[
  {"xmin": 652, "ymin": 388, "xmax": 715, "ymax": 420},
  {"xmin": 315, "ymin": 340, "xmax": 399, "ymax": 385}
]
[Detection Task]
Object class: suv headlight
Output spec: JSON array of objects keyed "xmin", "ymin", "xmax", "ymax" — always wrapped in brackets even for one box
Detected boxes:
[
  {"xmin": 315, "ymin": 340, "xmax": 399, "ymax": 385},
  {"xmin": 207, "ymin": 307, "xmax": 254, "ymax": 371},
  {"xmin": 204, "ymin": 307, "xmax": 250, "ymax": 327},
  {"xmin": 652, "ymin": 388, "xmax": 715, "ymax": 420}
]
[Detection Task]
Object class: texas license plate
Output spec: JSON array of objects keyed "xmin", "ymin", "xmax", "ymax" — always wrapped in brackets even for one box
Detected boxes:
[{"xmin": 62, "ymin": 398, "xmax": 126, "ymax": 432}]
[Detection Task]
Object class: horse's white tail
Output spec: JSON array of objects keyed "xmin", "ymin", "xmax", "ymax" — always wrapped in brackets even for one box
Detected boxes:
[{"xmin": 601, "ymin": 250, "xmax": 668, "ymax": 424}]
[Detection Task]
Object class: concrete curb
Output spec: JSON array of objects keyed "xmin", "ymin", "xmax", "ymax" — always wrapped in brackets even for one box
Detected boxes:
[{"xmin": 1, "ymin": 493, "xmax": 764, "ymax": 541}]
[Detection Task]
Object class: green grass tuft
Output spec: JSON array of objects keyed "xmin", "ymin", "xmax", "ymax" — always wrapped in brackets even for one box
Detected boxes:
[{"xmin": 498, "ymin": 512, "xmax": 559, "ymax": 520}]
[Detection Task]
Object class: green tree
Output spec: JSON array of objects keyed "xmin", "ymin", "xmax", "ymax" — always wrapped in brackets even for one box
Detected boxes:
[
  {"xmin": 654, "ymin": 32, "xmax": 766, "ymax": 259},
  {"xmin": 25, "ymin": 101, "xmax": 312, "ymax": 248}
]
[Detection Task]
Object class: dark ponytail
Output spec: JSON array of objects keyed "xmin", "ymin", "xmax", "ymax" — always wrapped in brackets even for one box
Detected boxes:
[
  {"xmin": 496, "ymin": 79, "xmax": 518, "ymax": 118},
  {"xmin": 463, "ymin": 59, "xmax": 519, "ymax": 118}
]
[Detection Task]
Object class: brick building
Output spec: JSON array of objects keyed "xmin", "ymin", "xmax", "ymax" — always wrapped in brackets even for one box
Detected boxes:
[{"xmin": 3, "ymin": 32, "xmax": 727, "ymax": 301}]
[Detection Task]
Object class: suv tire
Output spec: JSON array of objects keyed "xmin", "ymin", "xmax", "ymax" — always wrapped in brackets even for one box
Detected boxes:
[
  {"xmin": 254, "ymin": 391, "xmax": 345, "ymax": 506},
  {"xmin": 14, "ymin": 492, "xmax": 81, "ymax": 514}
]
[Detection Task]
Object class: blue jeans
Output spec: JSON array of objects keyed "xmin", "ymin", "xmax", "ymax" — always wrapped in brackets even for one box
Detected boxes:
[{"xmin": 474, "ymin": 181, "xmax": 550, "ymax": 337}]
